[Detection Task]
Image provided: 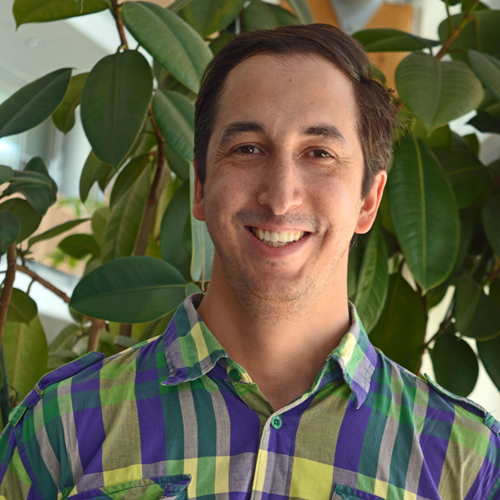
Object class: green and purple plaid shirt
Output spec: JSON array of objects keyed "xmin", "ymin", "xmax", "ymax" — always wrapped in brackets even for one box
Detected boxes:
[{"xmin": 1, "ymin": 293, "xmax": 499, "ymax": 500}]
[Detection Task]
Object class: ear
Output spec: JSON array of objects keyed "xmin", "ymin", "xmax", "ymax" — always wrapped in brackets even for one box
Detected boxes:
[
  {"xmin": 355, "ymin": 170, "xmax": 387, "ymax": 234},
  {"xmin": 192, "ymin": 159, "xmax": 206, "ymax": 221}
]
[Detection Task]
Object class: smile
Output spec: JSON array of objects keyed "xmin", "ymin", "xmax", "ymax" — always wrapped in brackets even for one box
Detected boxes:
[{"xmin": 250, "ymin": 227, "xmax": 306, "ymax": 247}]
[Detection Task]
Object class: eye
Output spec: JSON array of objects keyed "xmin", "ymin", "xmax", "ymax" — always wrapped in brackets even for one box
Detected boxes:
[
  {"xmin": 306, "ymin": 149, "xmax": 332, "ymax": 158},
  {"xmin": 236, "ymin": 145, "xmax": 263, "ymax": 154}
]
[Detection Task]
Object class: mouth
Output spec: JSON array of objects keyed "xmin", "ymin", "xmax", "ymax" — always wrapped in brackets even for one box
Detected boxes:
[{"xmin": 249, "ymin": 226, "xmax": 307, "ymax": 248}]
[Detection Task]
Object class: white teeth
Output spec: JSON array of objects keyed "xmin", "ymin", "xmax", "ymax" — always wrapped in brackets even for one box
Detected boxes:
[{"xmin": 251, "ymin": 227, "xmax": 305, "ymax": 247}]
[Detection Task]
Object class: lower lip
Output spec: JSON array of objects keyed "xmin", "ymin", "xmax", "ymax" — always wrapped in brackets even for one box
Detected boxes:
[{"xmin": 245, "ymin": 227, "xmax": 311, "ymax": 257}]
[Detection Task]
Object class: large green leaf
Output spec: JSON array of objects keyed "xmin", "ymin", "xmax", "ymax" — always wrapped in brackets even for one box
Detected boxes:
[
  {"xmin": 353, "ymin": 29, "xmax": 439, "ymax": 52},
  {"xmin": 101, "ymin": 164, "xmax": 152, "ymax": 263},
  {"xmin": 109, "ymin": 154, "xmax": 151, "ymax": 208},
  {"xmin": 469, "ymin": 51, "xmax": 500, "ymax": 103},
  {"xmin": 91, "ymin": 207, "xmax": 110, "ymax": 247},
  {"xmin": 482, "ymin": 194, "xmax": 500, "ymax": 257},
  {"xmin": 52, "ymin": 73, "xmax": 88, "ymax": 134},
  {"xmin": 3, "ymin": 158, "xmax": 57, "ymax": 215},
  {"xmin": 0, "ymin": 165, "xmax": 13, "ymax": 184},
  {"xmin": 139, "ymin": 309, "xmax": 176, "ymax": 342},
  {"xmin": 59, "ymin": 234, "xmax": 100, "ymax": 260},
  {"xmin": 165, "ymin": 143, "xmax": 190, "ymax": 181},
  {"xmin": 0, "ymin": 199, "xmax": 42, "ymax": 242},
  {"xmin": 5, "ymin": 288, "xmax": 38, "ymax": 324},
  {"xmin": 28, "ymin": 218, "xmax": 90, "ymax": 249},
  {"xmin": 13, "ymin": 0, "xmax": 107, "ymax": 26},
  {"xmin": 160, "ymin": 181, "xmax": 191, "ymax": 277},
  {"xmin": 70, "ymin": 256, "xmax": 186, "ymax": 323},
  {"xmin": 209, "ymin": 33, "xmax": 236, "ymax": 56},
  {"xmin": 396, "ymin": 53, "xmax": 483, "ymax": 134},
  {"xmin": 431, "ymin": 330, "xmax": 478, "ymax": 397},
  {"xmin": 190, "ymin": 164, "xmax": 214, "ymax": 282},
  {"xmin": 49, "ymin": 324, "xmax": 82, "ymax": 352},
  {"xmin": 369, "ymin": 273, "xmax": 427, "ymax": 373},
  {"xmin": 477, "ymin": 334, "xmax": 500, "ymax": 392},
  {"xmin": 243, "ymin": 1, "xmax": 300, "ymax": 30},
  {"xmin": 80, "ymin": 51, "xmax": 153, "ymax": 168},
  {"xmin": 3, "ymin": 316, "xmax": 48, "ymax": 400},
  {"xmin": 285, "ymin": 0, "xmax": 314, "ymax": 24},
  {"xmin": 0, "ymin": 211, "xmax": 20, "ymax": 256},
  {"xmin": 0, "ymin": 68, "xmax": 72, "ymax": 139},
  {"xmin": 438, "ymin": 11, "xmax": 500, "ymax": 63},
  {"xmin": 121, "ymin": 2, "xmax": 212, "ymax": 94},
  {"xmin": 454, "ymin": 274, "xmax": 500, "ymax": 340},
  {"xmin": 468, "ymin": 111, "xmax": 500, "ymax": 134},
  {"xmin": 80, "ymin": 150, "xmax": 114, "ymax": 203},
  {"xmin": 387, "ymin": 135, "xmax": 460, "ymax": 292},
  {"xmin": 152, "ymin": 90, "xmax": 194, "ymax": 162},
  {"xmin": 178, "ymin": 0, "xmax": 247, "ymax": 37},
  {"xmin": 354, "ymin": 222, "xmax": 388, "ymax": 333},
  {"xmin": 433, "ymin": 148, "xmax": 490, "ymax": 209}
]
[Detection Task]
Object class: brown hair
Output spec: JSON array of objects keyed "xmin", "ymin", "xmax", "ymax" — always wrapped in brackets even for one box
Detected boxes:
[{"xmin": 194, "ymin": 23, "xmax": 397, "ymax": 197}]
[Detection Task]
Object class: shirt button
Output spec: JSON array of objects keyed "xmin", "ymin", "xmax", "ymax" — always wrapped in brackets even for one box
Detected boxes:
[
  {"xmin": 229, "ymin": 369, "xmax": 241, "ymax": 382},
  {"xmin": 271, "ymin": 415, "xmax": 282, "ymax": 430}
]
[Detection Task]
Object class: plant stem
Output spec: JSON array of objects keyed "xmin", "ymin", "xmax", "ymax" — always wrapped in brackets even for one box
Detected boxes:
[
  {"xmin": 16, "ymin": 264, "xmax": 71, "ymax": 304},
  {"xmin": 0, "ymin": 347, "xmax": 11, "ymax": 427},
  {"xmin": 444, "ymin": 0, "xmax": 453, "ymax": 35},
  {"xmin": 0, "ymin": 244, "xmax": 17, "ymax": 350},
  {"xmin": 87, "ymin": 319, "xmax": 105, "ymax": 352},
  {"xmin": 111, "ymin": 0, "xmax": 129, "ymax": 50},
  {"xmin": 436, "ymin": 0, "xmax": 480, "ymax": 60}
]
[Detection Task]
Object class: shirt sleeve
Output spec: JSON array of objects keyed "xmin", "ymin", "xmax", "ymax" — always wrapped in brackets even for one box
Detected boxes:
[{"xmin": 0, "ymin": 424, "xmax": 36, "ymax": 500}]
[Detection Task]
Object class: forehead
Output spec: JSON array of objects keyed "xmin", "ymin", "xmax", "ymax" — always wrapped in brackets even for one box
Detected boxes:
[{"xmin": 212, "ymin": 52, "xmax": 358, "ymax": 136}]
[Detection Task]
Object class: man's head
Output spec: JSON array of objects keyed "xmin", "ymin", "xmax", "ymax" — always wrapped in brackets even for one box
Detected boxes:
[{"xmin": 194, "ymin": 23, "xmax": 396, "ymax": 198}]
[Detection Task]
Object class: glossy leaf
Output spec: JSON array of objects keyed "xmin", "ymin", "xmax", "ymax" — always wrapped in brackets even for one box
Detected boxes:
[
  {"xmin": 28, "ymin": 218, "xmax": 90, "ymax": 249},
  {"xmin": 0, "ymin": 199, "xmax": 42, "ymax": 242},
  {"xmin": 0, "ymin": 68, "xmax": 72, "ymax": 139},
  {"xmin": 0, "ymin": 211, "xmax": 20, "ymax": 256},
  {"xmin": 482, "ymin": 195, "xmax": 500, "ymax": 257},
  {"xmin": 387, "ymin": 135, "xmax": 460, "ymax": 292},
  {"xmin": 161, "ymin": 181, "xmax": 191, "ymax": 274},
  {"xmin": 6, "ymin": 288, "xmax": 38, "ymax": 324},
  {"xmin": 49, "ymin": 324, "xmax": 82, "ymax": 352},
  {"xmin": 81, "ymin": 51, "xmax": 153, "ymax": 168},
  {"xmin": 80, "ymin": 150, "xmax": 114, "ymax": 203},
  {"xmin": 70, "ymin": 256, "xmax": 186, "ymax": 323},
  {"xmin": 438, "ymin": 11, "xmax": 500, "ymax": 63},
  {"xmin": 369, "ymin": 273, "xmax": 427, "ymax": 373},
  {"xmin": 468, "ymin": 111, "xmax": 500, "ymax": 134},
  {"xmin": 454, "ymin": 274, "xmax": 500, "ymax": 340},
  {"xmin": 210, "ymin": 33, "xmax": 236, "ymax": 56},
  {"xmin": 477, "ymin": 334, "xmax": 500, "ymax": 392},
  {"xmin": 121, "ymin": 1, "xmax": 212, "ymax": 94},
  {"xmin": 59, "ymin": 234, "xmax": 100, "ymax": 260},
  {"xmin": 431, "ymin": 331, "xmax": 478, "ymax": 397},
  {"xmin": 396, "ymin": 53, "xmax": 483, "ymax": 133},
  {"xmin": 52, "ymin": 73, "xmax": 88, "ymax": 134},
  {"xmin": 110, "ymin": 154, "xmax": 151, "ymax": 208},
  {"xmin": 101, "ymin": 164, "xmax": 152, "ymax": 263},
  {"xmin": 178, "ymin": 0, "xmax": 247, "ymax": 37},
  {"xmin": 353, "ymin": 29, "xmax": 439, "ymax": 52},
  {"xmin": 153, "ymin": 90, "xmax": 195, "ymax": 162},
  {"xmin": 469, "ymin": 51, "xmax": 500, "ymax": 104},
  {"xmin": 243, "ymin": 1, "xmax": 300, "ymax": 30},
  {"xmin": 165, "ymin": 143, "xmax": 190, "ymax": 181},
  {"xmin": 190, "ymin": 164, "xmax": 214, "ymax": 282},
  {"xmin": 285, "ymin": 0, "xmax": 314, "ymax": 24},
  {"xmin": 3, "ymin": 316, "xmax": 48, "ymax": 400},
  {"xmin": 91, "ymin": 207, "xmax": 110, "ymax": 246},
  {"xmin": 354, "ymin": 222, "xmax": 389, "ymax": 333},
  {"xmin": 13, "ymin": 0, "xmax": 107, "ymax": 26},
  {"xmin": 48, "ymin": 350, "xmax": 79, "ymax": 370},
  {"xmin": 168, "ymin": 0, "xmax": 191, "ymax": 13},
  {"xmin": 139, "ymin": 309, "xmax": 176, "ymax": 342},
  {"xmin": 0, "ymin": 165, "xmax": 13, "ymax": 184}
]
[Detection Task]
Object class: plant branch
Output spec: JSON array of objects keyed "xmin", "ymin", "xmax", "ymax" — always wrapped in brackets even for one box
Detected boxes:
[
  {"xmin": 111, "ymin": 0, "xmax": 129, "ymax": 50},
  {"xmin": 87, "ymin": 319, "xmax": 105, "ymax": 352},
  {"xmin": 0, "ymin": 244, "xmax": 17, "ymax": 349},
  {"xmin": 436, "ymin": 0, "xmax": 480, "ymax": 60},
  {"xmin": 16, "ymin": 264, "xmax": 71, "ymax": 304}
]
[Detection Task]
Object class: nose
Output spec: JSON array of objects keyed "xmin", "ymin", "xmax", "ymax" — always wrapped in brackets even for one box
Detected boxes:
[{"xmin": 257, "ymin": 153, "xmax": 303, "ymax": 215}]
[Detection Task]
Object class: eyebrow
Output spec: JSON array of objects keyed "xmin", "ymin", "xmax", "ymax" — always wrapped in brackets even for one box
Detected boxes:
[{"xmin": 301, "ymin": 125, "xmax": 346, "ymax": 144}]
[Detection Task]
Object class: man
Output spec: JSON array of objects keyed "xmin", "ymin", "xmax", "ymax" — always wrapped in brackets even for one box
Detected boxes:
[{"xmin": 1, "ymin": 24, "xmax": 499, "ymax": 500}]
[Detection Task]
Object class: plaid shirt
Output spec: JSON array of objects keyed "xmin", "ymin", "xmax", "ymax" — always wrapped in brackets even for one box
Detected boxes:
[{"xmin": 1, "ymin": 293, "xmax": 499, "ymax": 500}]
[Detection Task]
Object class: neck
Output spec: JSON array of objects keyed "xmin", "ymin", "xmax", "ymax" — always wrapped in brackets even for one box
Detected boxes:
[{"xmin": 196, "ymin": 258, "xmax": 351, "ymax": 411}]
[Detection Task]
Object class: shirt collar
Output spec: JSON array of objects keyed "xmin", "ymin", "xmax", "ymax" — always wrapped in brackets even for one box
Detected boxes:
[{"xmin": 161, "ymin": 294, "xmax": 377, "ymax": 407}]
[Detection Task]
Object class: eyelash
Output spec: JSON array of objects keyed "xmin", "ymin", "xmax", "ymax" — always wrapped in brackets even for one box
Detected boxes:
[{"xmin": 235, "ymin": 145, "xmax": 333, "ymax": 159}]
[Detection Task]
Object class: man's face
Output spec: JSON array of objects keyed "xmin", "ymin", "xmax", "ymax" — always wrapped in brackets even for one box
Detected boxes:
[{"xmin": 193, "ymin": 53, "xmax": 385, "ymax": 305}]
